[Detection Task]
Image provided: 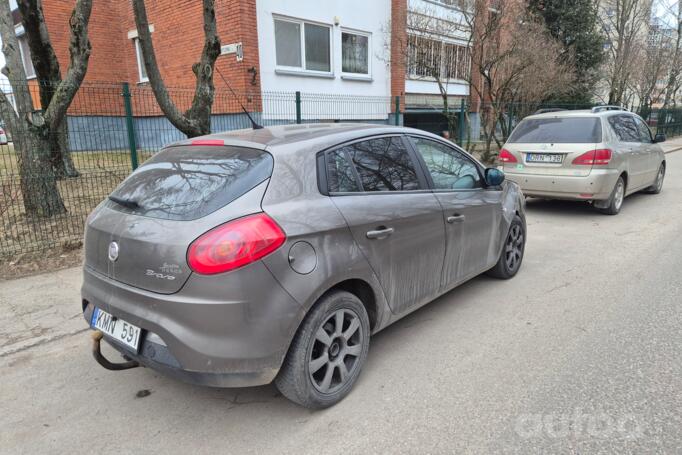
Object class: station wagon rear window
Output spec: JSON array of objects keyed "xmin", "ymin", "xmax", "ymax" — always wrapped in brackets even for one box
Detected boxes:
[
  {"xmin": 508, "ymin": 117, "xmax": 602, "ymax": 143},
  {"xmin": 107, "ymin": 145, "xmax": 273, "ymax": 221}
]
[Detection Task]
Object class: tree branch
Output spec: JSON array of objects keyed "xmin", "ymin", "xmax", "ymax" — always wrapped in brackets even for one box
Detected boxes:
[
  {"xmin": 44, "ymin": 0, "xmax": 92, "ymax": 131},
  {"xmin": 0, "ymin": 0, "xmax": 33, "ymax": 115}
]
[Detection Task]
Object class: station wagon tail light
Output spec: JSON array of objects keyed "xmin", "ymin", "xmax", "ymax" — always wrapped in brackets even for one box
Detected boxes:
[
  {"xmin": 187, "ymin": 213, "xmax": 286, "ymax": 275},
  {"xmin": 499, "ymin": 148, "xmax": 517, "ymax": 163},
  {"xmin": 572, "ymin": 149, "xmax": 612, "ymax": 166}
]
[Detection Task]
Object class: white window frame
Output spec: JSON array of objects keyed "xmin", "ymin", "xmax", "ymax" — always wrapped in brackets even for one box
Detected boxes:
[
  {"xmin": 15, "ymin": 25, "xmax": 36, "ymax": 80},
  {"xmin": 273, "ymin": 15, "xmax": 333, "ymax": 77},
  {"xmin": 340, "ymin": 28, "xmax": 372, "ymax": 80},
  {"xmin": 134, "ymin": 38, "xmax": 149, "ymax": 83},
  {"xmin": 406, "ymin": 32, "xmax": 471, "ymax": 83}
]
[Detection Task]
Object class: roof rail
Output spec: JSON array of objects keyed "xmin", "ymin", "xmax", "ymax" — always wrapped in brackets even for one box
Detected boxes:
[
  {"xmin": 533, "ymin": 108, "xmax": 567, "ymax": 115},
  {"xmin": 591, "ymin": 105, "xmax": 627, "ymax": 113}
]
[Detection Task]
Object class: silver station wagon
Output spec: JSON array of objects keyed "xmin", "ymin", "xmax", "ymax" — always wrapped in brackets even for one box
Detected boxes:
[
  {"xmin": 500, "ymin": 107, "xmax": 666, "ymax": 214},
  {"xmin": 82, "ymin": 123, "xmax": 526, "ymax": 408}
]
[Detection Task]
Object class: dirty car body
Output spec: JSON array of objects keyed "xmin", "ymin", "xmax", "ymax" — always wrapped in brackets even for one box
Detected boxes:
[{"xmin": 82, "ymin": 123, "xmax": 525, "ymax": 407}]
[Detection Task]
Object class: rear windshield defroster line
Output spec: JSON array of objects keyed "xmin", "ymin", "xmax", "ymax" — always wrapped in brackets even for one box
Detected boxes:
[{"xmin": 107, "ymin": 145, "xmax": 273, "ymax": 221}]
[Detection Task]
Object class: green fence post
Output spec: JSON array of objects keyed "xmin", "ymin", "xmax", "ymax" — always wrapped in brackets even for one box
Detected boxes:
[
  {"xmin": 295, "ymin": 91, "xmax": 302, "ymax": 124},
  {"xmin": 394, "ymin": 95, "xmax": 400, "ymax": 126},
  {"xmin": 122, "ymin": 82, "xmax": 138, "ymax": 170},
  {"xmin": 458, "ymin": 99, "xmax": 465, "ymax": 145}
]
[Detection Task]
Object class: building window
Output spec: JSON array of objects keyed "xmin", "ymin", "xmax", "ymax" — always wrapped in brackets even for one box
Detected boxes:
[
  {"xmin": 341, "ymin": 31, "xmax": 370, "ymax": 75},
  {"xmin": 134, "ymin": 38, "xmax": 148, "ymax": 82},
  {"xmin": 17, "ymin": 35, "xmax": 36, "ymax": 79},
  {"xmin": 407, "ymin": 34, "xmax": 470, "ymax": 81},
  {"xmin": 274, "ymin": 17, "xmax": 331, "ymax": 73}
]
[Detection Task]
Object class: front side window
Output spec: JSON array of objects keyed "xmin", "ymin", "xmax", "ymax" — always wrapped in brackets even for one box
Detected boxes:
[
  {"xmin": 411, "ymin": 137, "xmax": 482, "ymax": 190},
  {"xmin": 342, "ymin": 31, "xmax": 369, "ymax": 75},
  {"xmin": 608, "ymin": 115, "xmax": 640, "ymax": 142},
  {"xmin": 342, "ymin": 137, "xmax": 421, "ymax": 192},
  {"xmin": 274, "ymin": 18, "xmax": 331, "ymax": 72}
]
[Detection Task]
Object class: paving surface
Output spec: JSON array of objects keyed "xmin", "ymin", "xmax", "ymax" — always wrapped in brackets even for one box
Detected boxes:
[{"xmin": 1, "ymin": 151, "xmax": 681, "ymax": 454}]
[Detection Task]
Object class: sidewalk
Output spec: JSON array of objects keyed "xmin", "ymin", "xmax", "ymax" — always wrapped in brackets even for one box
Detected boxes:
[
  {"xmin": 662, "ymin": 135, "xmax": 682, "ymax": 154},
  {"xmin": 0, "ymin": 267, "xmax": 84, "ymax": 358}
]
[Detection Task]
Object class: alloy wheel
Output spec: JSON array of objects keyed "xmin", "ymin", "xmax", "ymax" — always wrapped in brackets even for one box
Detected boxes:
[
  {"xmin": 656, "ymin": 166, "xmax": 665, "ymax": 192},
  {"xmin": 614, "ymin": 180, "xmax": 624, "ymax": 211},
  {"xmin": 505, "ymin": 224, "xmax": 524, "ymax": 272},
  {"xmin": 308, "ymin": 308, "xmax": 364, "ymax": 394}
]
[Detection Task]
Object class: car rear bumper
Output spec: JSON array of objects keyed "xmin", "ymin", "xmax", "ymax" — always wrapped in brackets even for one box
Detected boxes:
[
  {"xmin": 81, "ymin": 263, "xmax": 305, "ymax": 387},
  {"xmin": 505, "ymin": 169, "xmax": 620, "ymax": 201}
]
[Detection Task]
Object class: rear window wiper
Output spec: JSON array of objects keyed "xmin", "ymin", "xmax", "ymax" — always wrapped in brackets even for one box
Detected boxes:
[{"xmin": 108, "ymin": 195, "xmax": 141, "ymax": 210}]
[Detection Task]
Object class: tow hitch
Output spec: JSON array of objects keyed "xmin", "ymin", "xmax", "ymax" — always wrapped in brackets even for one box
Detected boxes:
[{"xmin": 91, "ymin": 331, "xmax": 140, "ymax": 371}]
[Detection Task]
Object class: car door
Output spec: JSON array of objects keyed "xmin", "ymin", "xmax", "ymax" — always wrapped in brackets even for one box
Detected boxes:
[
  {"xmin": 633, "ymin": 116, "xmax": 658, "ymax": 183},
  {"xmin": 407, "ymin": 136, "xmax": 502, "ymax": 290},
  {"xmin": 608, "ymin": 114, "xmax": 648, "ymax": 189},
  {"xmin": 324, "ymin": 135, "xmax": 446, "ymax": 315}
]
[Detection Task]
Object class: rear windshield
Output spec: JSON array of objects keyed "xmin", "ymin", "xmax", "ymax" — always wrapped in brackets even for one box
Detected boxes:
[
  {"xmin": 108, "ymin": 145, "xmax": 273, "ymax": 221},
  {"xmin": 508, "ymin": 117, "xmax": 602, "ymax": 143}
]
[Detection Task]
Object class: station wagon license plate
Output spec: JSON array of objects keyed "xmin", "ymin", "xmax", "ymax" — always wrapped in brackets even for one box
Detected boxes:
[
  {"xmin": 91, "ymin": 308, "xmax": 141, "ymax": 352},
  {"xmin": 526, "ymin": 153, "xmax": 563, "ymax": 164}
]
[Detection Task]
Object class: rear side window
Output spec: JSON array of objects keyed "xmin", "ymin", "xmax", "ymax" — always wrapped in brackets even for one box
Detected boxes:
[
  {"xmin": 608, "ymin": 115, "xmax": 640, "ymax": 142},
  {"xmin": 340, "ymin": 136, "xmax": 421, "ymax": 192},
  {"xmin": 108, "ymin": 145, "xmax": 273, "ymax": 221},
  {"xmin": 508, "ymin": 117, "xmax": 602, "ymax": 143}
]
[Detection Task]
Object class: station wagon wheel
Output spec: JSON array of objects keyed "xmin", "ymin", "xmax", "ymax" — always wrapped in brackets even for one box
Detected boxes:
[
  {"xmin": 645, "ymin": 163, "xmax": 665, "ymax": 194},
  {"xmin": 275, "ymin": 290, "xmax": 370, "ymax": 409},
  {"xmin": 599, "ymin": 176, "xmax": 625, "ymax": 215},
  {"xmin": 505, "ymin": 224, "xmax": 524, "ymax": 273},
  {"xmin": 309, "ymin": 309, "xmax": 364, "ymax": 394}
]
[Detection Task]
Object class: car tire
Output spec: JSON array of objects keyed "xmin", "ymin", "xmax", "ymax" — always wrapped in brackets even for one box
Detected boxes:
[
  {"xmin": 644, "ymin": 163, "xmax": 665, "ymax": 194},
  {"xmin": 486, "ymin": 215, "xmax": 525, "ymax": 279},
  {"xmin": 275, "ymin": 290, "xmax": 370, "ymax": 409},
  {"xmin": 598, "ymin": 176, "xmax": 625, "ymax": 215}
]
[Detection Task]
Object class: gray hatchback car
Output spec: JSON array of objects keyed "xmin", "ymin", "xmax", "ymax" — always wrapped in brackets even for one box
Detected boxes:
[{"xmin": 82, "ymin": 123, "xmax": 526, "ymax": 408}]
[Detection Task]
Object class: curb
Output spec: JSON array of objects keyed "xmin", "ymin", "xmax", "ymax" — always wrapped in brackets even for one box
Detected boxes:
[{"xmin": 664, "ymin": 146, "xmax": 682, "ymax": 154}]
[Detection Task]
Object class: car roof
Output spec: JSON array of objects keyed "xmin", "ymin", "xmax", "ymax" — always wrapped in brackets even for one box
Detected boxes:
[
  {"xmin": 174, "ymin": 123, "xmax": 447, "ymax": 152},
  {"xmin": 524, "ymin": 109, "xmax": 636, "ymax": 121}
]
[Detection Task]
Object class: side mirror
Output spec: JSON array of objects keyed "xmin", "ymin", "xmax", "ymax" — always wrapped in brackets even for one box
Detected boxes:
[
  {"xmin": 654, "ymin": 132, "xmax": 666, "ymax": 143},
  {"xmin": 485, "ymin": 168, "xmax": 505, "ymax": 187}
]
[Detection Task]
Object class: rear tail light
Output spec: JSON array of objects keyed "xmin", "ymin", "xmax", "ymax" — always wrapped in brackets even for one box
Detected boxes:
[
  {"xmin": 499, "ymin": 148, "xmax": 517, "ymax": 163},
  {"xmin": 572, "ymin": 149, "xmax": 612, "ymax": 166},
  {"xmin": 187, "ymin": 213, "xmax": 286, "ymax": 275}
]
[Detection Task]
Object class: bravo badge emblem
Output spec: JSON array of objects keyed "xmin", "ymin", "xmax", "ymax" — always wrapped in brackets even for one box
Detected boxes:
[{"xmin": 108, "ymin": 241, "xmax": 119, "ymax": 262}]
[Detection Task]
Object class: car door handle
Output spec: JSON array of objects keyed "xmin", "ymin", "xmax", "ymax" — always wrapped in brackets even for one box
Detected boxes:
[
  {"xmin": 447, "ymin": 214, "xmax": 465, "ymax": 223},
  {"xmin": 366, "ymin": 227, "xmax": 394, "ymax": 239}
]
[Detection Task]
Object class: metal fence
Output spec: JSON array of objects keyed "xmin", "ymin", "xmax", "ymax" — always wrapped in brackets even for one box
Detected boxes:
[
  {"xmin": 1, "ymin": 80, "xmax": 680, "ymax": 257},
  {"xmin": 0, "ymin": 82, "xmax": 396, "ymax": 257}
]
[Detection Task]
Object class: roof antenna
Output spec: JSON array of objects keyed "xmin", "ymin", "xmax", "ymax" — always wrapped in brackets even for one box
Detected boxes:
[{"xmin": 215, "ymin": 66, "xmax": 263, "ymax": 130}]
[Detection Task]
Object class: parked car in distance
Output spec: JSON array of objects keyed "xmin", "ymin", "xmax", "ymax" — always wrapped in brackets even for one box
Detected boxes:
[
  {"xmin": 0, "ymin": 128, "xmax": 8, "ymax": 145},
  {"xmin": 82, "ymin": 123, "xmax": 526, "ymax": 408},
  {"xmin": 499, "ymin": 107, "xmax": 666, "ymax": 215}
]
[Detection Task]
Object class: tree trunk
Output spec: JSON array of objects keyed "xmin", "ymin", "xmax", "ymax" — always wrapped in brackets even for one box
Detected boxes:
[
  {"xmin": 50, "ymin": 121, "xmax": 79, "ymax": 178},
  {"xmin": 16, "ymin": 129, "xmax": 67, "ymax": 217}
]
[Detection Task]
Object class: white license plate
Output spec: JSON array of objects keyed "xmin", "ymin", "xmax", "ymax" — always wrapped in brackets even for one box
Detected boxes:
[
  {"xmin": 526, "ymin": 153, "xmax": 563, "ymax": 164},
  {"xmin": 91, "ymin": 308, "xmax": 142, "ymax": 352}
]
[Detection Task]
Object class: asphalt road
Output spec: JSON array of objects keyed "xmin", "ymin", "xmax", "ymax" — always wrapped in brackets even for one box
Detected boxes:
[{"xmin": 1, "ymin": 152, "xmax": 681, "ymax": 454}]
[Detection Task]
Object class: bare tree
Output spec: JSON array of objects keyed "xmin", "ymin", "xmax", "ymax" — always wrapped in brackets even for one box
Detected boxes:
[
  {"xmin": 0, "ymin": 0, "xmax": 93, "ymax": 217},
  {"xmin": 662, "ymin": 0, "xmax": 681, "ymax": 107},
  {"xmin": 17, "ymin": 0, "xmax": 79, "ymax": 178},
  {"xmin": 598, "ymin": 0, "xmax": 652, "ymax": 105},
  {"xmin": 132, "ymin": 0, "xmax": 221, "ymax": 138},
  {"xmin": 633, "ymin": 24, "xmax": 672, "ymax": 113},
  {"xmin": 459, "ymin": 0, "xmax": 573, "ymax": 159}
]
